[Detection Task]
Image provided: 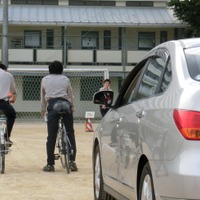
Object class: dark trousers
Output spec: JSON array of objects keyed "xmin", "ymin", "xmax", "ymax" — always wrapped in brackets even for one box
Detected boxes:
[
  {"xmin": 100, "ymin": 106, "xmax": 109, "ymax": 118},
  {"xmin": 46, "ymin": 99, "xmax": 77, "ymax": 166},
  {"xmin": 0, "ymin": 100, "xmax": 16, "ymax": 138}
]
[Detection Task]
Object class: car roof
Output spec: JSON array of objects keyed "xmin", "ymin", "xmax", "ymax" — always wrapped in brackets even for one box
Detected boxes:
[
  {"xmin": 177, "ymin": 38, "xmax": 200, "ymax": 49},
  {"xmin": 143, "ymin": 38, "xmax": 200, "ymax": 60}
]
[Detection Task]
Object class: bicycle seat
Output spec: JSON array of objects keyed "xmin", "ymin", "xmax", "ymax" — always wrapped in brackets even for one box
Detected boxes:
[
  {"xmin": 58, "ymin": 111, "xmax": 67, "ymax": 116},
  {"xmin": 53, "ymin": 100, "xmax": 71, "ymax": 115}
]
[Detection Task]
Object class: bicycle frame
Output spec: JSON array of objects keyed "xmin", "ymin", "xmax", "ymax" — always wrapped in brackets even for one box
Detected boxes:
[
  {"xmin": 0, "ymin": 114, "xmax": 9, "ymax": 152},
  {"xmin": 56, "ymin": 112, "xmax": 73, "ymax": 173},
  {"xmin": 58, "ymin": 114, "xmax": 73, "ymax": 154},
  {"xmin": 0, "ymin": 118, "xmax": 6, "ymax": 145},
  {"xmin": 0, "ymin": 112, "xmax": 10, "ymax": 174}
]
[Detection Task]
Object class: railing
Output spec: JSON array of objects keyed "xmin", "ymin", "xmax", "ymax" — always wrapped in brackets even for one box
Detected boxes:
[{"xmin": 0, "ymin": 49, "xmax": 147, "ymax": 66}]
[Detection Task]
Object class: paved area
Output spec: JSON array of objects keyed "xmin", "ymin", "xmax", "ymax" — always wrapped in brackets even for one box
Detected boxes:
[{"xmin": 0, "ymin": 123, "xmax": 96, "ymax": 200}]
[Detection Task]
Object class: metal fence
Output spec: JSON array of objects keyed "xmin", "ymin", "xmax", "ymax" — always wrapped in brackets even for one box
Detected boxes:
[{"xmin": 9, "ymin": 68, "xmax": 109, "ymax": 122}]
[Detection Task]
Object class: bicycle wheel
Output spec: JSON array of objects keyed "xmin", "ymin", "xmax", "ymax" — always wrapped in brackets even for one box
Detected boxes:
[
  {"xmin": 57, "ymin": 121, "xmax": 65, "ymax": 168},
  {"xmin": 60, "ymin": 126, "xmax": 71, "ymax": 174},
  {"xmin": 0, "ymin": 145, "xmax": 5, "ymax": 174},
  {"xmin": 57, "ymin": 133, "xmax": 64, "ymax": 168}
]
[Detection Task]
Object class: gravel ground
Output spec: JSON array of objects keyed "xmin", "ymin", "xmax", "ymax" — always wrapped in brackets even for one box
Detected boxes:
[{"xmin": 0, "ymin": 123, "xmax": 96, "ymax": 200}]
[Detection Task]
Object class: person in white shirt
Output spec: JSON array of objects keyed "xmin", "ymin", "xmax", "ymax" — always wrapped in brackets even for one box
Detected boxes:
[
  {"xmin": 41, "ymin": 60, "xmax": 77, "ymax": 172},
  {"xmin": 0, "ymin": 64, "xmax": 17, "ymax": 145}
]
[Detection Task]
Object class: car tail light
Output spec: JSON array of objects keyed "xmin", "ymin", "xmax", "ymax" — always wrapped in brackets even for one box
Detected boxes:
[{"xmin": 173, "ymin": 109, "xmax": 200, "ymax": 140}]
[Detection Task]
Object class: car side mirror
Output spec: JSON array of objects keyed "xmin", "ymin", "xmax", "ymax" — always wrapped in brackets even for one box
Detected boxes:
[{"xmin": 93, "ymin": 91, "xmax": 114, "ymax": 108}]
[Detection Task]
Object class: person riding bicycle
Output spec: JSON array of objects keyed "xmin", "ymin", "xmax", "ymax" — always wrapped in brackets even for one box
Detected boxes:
[
  {"xmin": 41, "ymin": 60, "xmax": 78, "ymax": 172},
  {"xmin": 0, "ymin": 63, "xmax": 17, "ymax": 145}
]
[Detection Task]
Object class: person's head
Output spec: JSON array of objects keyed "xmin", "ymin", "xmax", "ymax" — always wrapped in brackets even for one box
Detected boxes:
[
  {"xmin": 0, "ymin": 63, "xmax": 7, "ymax": 71},
  {"xmin": 104, "ymin": 79, "xmax": 111, "ymax": 84},
  {"xmin": 48, "ymin": 60, "xmax": 63, "ymax": 74},
  {"xmin": 103, "ymin": 79, "xmax": 111, "ymax": 88}
]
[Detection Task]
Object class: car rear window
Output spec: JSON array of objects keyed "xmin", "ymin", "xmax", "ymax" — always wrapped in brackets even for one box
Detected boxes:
[{"xmin": 185, "ymin": 47, "xmax": 200, "ymax": 81}]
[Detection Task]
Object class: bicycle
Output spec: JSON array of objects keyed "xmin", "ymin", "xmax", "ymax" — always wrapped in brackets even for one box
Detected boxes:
[
  {"xmin": 54, "ymin": 111, "xmax": 73, "ymax": 174},
  {"xmin": 0, "ymin": 111, "xmax": 11, "ymax": 174}
]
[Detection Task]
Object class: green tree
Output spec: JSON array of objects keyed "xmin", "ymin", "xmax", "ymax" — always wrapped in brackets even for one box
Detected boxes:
[{"xmin": 168, "ymin": 0, "xmax": 200, "ymax": 36}]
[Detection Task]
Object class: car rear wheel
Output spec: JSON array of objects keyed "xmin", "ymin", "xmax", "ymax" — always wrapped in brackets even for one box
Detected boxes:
[
  {"xmin": 93, "ymin": 145, "xmax": 107, "ymax": 200},
  {"xmin": 139, "ymin": 162, "xmax": 155, "ymax": 200}
]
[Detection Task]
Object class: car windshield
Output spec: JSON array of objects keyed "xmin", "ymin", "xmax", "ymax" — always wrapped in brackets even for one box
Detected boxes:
[{"xmin": 185, "ymin": 47, "xmax": 200, "ymax": 81}]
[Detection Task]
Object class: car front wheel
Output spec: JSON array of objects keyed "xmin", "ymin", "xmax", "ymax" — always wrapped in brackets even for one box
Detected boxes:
[
  {"xmin": 93, "ymin": 145, "xmax": 107, "ymax": 200},
  {"xmin": 139, "ymin": 162, "xmax": 155, "ymax": 200}
]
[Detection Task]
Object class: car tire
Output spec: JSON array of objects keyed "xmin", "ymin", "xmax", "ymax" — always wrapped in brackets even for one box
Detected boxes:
[
  {"xmin": 93, "ymin": 145, "xmax": 107, "ymax": 200},
  {"xmin": 139, "ymin": 162, "xmax": 155, "ymax": 200}
]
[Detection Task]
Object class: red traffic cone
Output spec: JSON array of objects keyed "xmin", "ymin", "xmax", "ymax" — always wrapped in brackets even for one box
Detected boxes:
[{"xmin": 85, "ymin": 118, "xmax": 93, "ymax": 132}]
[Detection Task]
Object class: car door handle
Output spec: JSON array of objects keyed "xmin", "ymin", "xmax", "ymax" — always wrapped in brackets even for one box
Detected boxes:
[
  {"xmin": 116, "ymin": 117, "xmax": 123, "ymax": 127},
  {"xmin": 117, "ymin": 117, "xmax": 123, "ymax": 123},
  {"xmin": 136, "ymin": 110, "xmax": 146, "ymax": 119}
]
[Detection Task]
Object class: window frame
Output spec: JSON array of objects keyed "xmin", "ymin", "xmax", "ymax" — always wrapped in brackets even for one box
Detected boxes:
[
  {"xmin": 160, "ymin": 31, "xmax": 168, "ymax": 44},
  {"xmin": 126, "ymin": 1, "xmax": 153, "ymax": 7},
  {"xmin": 81, "ymin": 31, "xmax": 99, "ymax": 49},
  {"xmin": 104, "ymin": 30, "xmax": 111, "ymax": 50},
  {"xmin": 24, "ymin": 30, "xmax": 42, "ymax": 48},
  {"xmin": 133, "ymin": 56, "xmax": 167, "ymax": 101},
  {"xmin": 115, "ymin": 48, "xmax": 171, "ymax": 107},
  {"xmin": 11, "ymin": 0, "xmax": 58, "ymax": 4},
  {"xmin": 138, "ymin": 32, "xmax": 155, "ymax": 50},
  {"xmin": 46, "ymin": 29, "xmax": 54, "ymax": 49},
  {"xmin": 69, "ymin": 0, "xmax": 115, "ymax": 6}
]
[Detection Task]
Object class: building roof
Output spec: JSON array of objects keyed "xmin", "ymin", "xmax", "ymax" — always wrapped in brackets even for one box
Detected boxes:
[{"xmin": 0, "ymin": 5, "xmax": 186, "ymax": 27}]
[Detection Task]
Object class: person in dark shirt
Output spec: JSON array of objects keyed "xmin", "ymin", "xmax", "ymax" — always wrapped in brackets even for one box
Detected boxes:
[{"xmin": 99, "ymin": 79, "xmax": 112, "ymax": 117}]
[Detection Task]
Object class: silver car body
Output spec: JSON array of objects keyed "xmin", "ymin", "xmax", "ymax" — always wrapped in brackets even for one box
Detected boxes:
[{"xmin": 93, "ymin": 38, "xmax": 200, "ymax": 200}]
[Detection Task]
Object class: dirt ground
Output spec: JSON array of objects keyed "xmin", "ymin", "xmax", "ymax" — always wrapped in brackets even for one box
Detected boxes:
[{"xmin": 0, "ymin": 122, "xmax": 97, "ymax": 200}]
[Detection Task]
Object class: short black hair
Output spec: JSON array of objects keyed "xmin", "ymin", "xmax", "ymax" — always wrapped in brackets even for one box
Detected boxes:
[
  {"xmin": 104, "ymin": 79, "xmax": 111, "ymax": 83},
  {"xmin": 48, "ymin": 60, "xmax": 63, "ymax": 74},
  {"xmin": 0, "ymin": 63, "xmax": 7, "ymax": 70}
]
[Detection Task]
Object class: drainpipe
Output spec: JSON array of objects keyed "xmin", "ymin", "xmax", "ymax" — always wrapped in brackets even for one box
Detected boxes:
[
  {"xmin": 2, "ymin": 0, "xmax": 8, "ymax": 67},
  {"xmin": 122, "ymin": 27, "xmax": 127, "ymax": 79},
  {"xmin": 63, "ymin": 26, "xmax": 67, "ymax": 68}
]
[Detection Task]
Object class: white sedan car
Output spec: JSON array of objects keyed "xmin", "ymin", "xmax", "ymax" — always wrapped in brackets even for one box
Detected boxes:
[{"xmin": 93, "ymin": 38, "xmax": 200, "ymax": 200}]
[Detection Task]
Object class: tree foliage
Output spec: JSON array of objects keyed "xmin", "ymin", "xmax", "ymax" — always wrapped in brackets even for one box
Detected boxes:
[{"xmin": 168, "ymin": 0, "xmax": 200, "ymax": 36}]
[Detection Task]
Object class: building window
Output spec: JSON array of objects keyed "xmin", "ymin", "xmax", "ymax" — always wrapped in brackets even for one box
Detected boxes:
[
  {"xmin": 81, "ymin": 31, "xmax": 99, "ymax": 49},
  {"xmin": 24, "ymin": 31, "xmax": 41, "ymax": 48},
  {"xmin": 174, "ymin": 28, "xmax": 186, "ymax": 39},
  {"xmin": 80, "ymin": 77, "xmax": 102, "ymax": 101},
  {"xmin": 11, "ymin": 0, "xmax": 26, "ymax": 3},
  {"xmin": 69, "ymin": 0, "xmax": 115, "ymax": 6},
  {"xmin": 104, "ymin": 30, "xmax": 111, "ymax": 50},
  {"xmin": 46, "ymin": 29, "xmax": 54, "ymax": 49},
  {"xmin": 138, "ymin": 32, "xmax": 155, "ymax": 50},
  {"xmin": 43, "ymin": 0, "xmax": 58, "ymax": 4},
  {"xmin": 27, "ymin": 0, "xmax": 43, "ymax": 4},
  {"xmin": 11, "ymin": 0, "xmax": 58, "ymax": 4},
  {"xmin": 11, "ymin": 37, "xmax": 23, "ymax": 48},
  {"xmin": 23, "ymin": 76, "xmax": 42, "ymax": 101},
  {"xmin": 160, "ymin": 31, "xmax": 168, "ymax": 43},
  {"xmin": 126, "ymin": 1, "xmax": 153, "ymax": 7}
]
